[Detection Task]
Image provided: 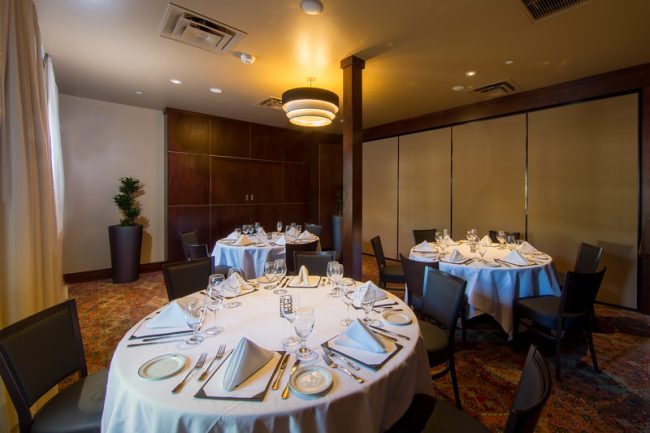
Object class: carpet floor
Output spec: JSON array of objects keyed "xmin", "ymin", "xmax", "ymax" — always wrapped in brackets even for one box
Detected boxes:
[{"xmin": 68, "ymin": 256, "xmax": 649, "ymax": 433}]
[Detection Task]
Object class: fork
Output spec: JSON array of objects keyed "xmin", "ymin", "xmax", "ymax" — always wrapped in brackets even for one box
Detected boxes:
[
  {"xmin": 172, "ymin": 352, "xmax": 207, "ymax": 393},
  {"xmin": 322, "ymin": 346, "xmax": 360, "ymax": 371},
  {"xmin": 322, "ymin": 354, "xmax": 364, "ymax": 383},
  {"xmin": 198, "ymin": 345, "xmax": 226, "ymax": 381}
]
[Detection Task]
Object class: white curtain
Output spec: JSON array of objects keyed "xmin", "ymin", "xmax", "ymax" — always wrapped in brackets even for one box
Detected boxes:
[{"xmin": 1, "ymin": 0, "xmax": 65, "ymax": 429}]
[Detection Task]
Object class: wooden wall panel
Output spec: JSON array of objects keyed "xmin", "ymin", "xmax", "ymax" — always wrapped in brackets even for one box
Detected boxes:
[
  {"xmin": 210, "ymin": 158, "xmax": 250, "ymax": 204},
  {"xmin": 251, "ymin": 124, "xmax": 285, "ymax": 161},
  {"xmin": 284, "ymin": 163, "xmax": 309, "ymax": 203},
  {"xmin": 167, "ymin": 205, "xmax": 210, "ymax": 261},
  {"xmin": 528, "ymin": 95, "xmax": 638, "ymax": 308},
  {"xmin": 167, "ymin": 153, "xmax": 210, "ymax": 205},
  {"xmin": 209, "ymin": 205, "xmax": 253, "ymax": 247},
  {"xmin": 452, "ymin": 115, "xmax": 526, "ymax": 240},
  {"xmin": 210, "ymin": 117, "xmax": 250, "ymax": 157},
  {"xmin": 166, "ymin": 110, "xmax": 210, "ymax": 154},
  {"xmin": 319, "ymin": 141, "xmax": 343, "ymax": 250},
  {"xmin": 398, "ymin": 128, "xmax": 451, "ymax": 257}
]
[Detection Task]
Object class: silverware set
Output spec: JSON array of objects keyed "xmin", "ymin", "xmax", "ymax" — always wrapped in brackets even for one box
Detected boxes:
[
  {"xmin": 322, "ymin": 346, "xmax": 360, "ymax": 371},
  {"xmin": 281, "ymin": 360, "xmax": 301, "ymax": 399},
  {"xmin": 172, "ymin": 352, "xmax": 207, "ymax": 394},
  {"xmin": 369, "ymin": 324, "xmax": 410, "ymax": 341},
  {"xmin": 198, "ymin": 345, "xmax": 226, "ymax": 381},
  {"xmin": 322, "ymin": 354, "xmax": 364, "ymax": 383}
]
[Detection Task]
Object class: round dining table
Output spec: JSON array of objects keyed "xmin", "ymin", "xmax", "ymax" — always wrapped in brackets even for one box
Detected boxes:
[
  {"xmin": 101, "ymin": 280, "xmax": 433, "ymax": 433},
  {"xmin": 409, "ymin": 242, "xmax": 560, "ymax": 336}
]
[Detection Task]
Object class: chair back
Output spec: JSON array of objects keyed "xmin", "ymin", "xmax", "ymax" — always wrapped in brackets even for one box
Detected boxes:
[
  {"xmin": 400, "ymin": 254, "xmax": 438, "ymax": 312},
  {"xmin": 412, "ymin": 229, "xmax": 437, "ymax": 244},
  {"xmin": 421, "ymin": 267, "xmax": 466, "ymax": 337},
  {"xmin": 162, "ymin": 258, "xmax": 212, "ymax": 301},
  {"xmin": 503, "ymin": 345, "xmax": 553, "ymax": 433},
  {"xmin": 285, "ymin": 240, "xmax": 319, "ymax": 274},
  {"xmin": 0, "ymin": 299, "xmax": 88, "ymax": 431},
  {"xmin": 370, "ymin": 236, "xmax": 387, "ymax": 269},
  {"xmin": 294, "ymin": 251, "xmax": 336, "ymax": 275},
  {"xmin": 489, "ymin": 230, "xmax": 521, "ymax": 243},
  {"xmin": 560, "ymin": 268, "xmax": 606, "ymax": 317},
  {"xmin": 180, "ymin": 230, "xmax": 199, "ymax": 261},
  {"xmin": 186, "ymin": 243, "xmax": 209, "ymax": 260},
  {"xmin": 304, "ymin": 223, "xmax": 323, "ymax": 238},
  {"xmin": 573, "ymin": 242, "xmax": 603, "ymax": 273}
]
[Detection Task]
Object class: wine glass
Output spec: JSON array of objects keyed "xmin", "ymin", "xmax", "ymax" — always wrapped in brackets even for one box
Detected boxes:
[
  {"xmin": 276, "ymin": 221, "xmax": 283, "ymax": 233},
  {"xmin": 204, "ymin": 274, "xmax": 224, "ymax": 336},
  {"xmin": 254, "ymin": 222, "xmax": 261, "ymax": 233},
  {"xmin": 294, "ymin": 307, "xmax": 317, "ymax": 363},
  {"xmin": 506, "ymin": 235, "xmax": 517, "ymax": 251},
  {"xmin": 497, "ymin": 231, "xmax": 506, "ymax": 249},
  {"xmin": 263, "ymin": 262, "xmax": 276, "ymax": 289},
  {"xmin": 273, "ymin": 259, "xmax": 288, "ymax": 294},
  {"xmin": 234, "ymin": 228, "xmax": 242, "ymax": 238},
  {"xmin": 279, "ymin": 294, "xmax": 300, "ymax": 351},
  {"xmin": 340, "ymin": 279, "xmax": 355, "ymax": 327},
  {"xmin": 224, "ymin": 268, "xmax": 243, "ymax": 308},
  {"xmin": 326, "ymin": 261, "xmax": 340, "ymax": 298},
  {"xmin": 478, "ymin": 242, "xmax": 488, "ymax": 262},
  {"xmin": 183, "ymin": 299, "xmax": 206, "ymax": 345},
  {"xmin": 361, "ymin": 289, "xmax": 377, "ymax": 326},
  {"xmin": 296, "ymin": 224, "xmax": 302, "ymax": 234}
]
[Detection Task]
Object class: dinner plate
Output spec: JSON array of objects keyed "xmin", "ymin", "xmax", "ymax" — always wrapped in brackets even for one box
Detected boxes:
[
  {"xmin": 382, "ymin": 310, "xmax": 412, "ymax": 325},
  {"xmin": 289, "ymin": 366, "xmax": 333, "ymax": 399},
  {"xmin": 138, "ymin": 353, "xmax": 187, "ymax": 380}
]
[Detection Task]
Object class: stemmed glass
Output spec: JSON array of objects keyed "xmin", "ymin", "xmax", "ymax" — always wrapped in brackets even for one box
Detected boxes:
[
  {"xmin": 224, "ymin": 268, "xmax": 243, "ymax": 308},
  {"xmin": 273, "ymin": 259, "xmax": 288, "ymax": 294},
  {"xmin": 361, "ymin": 289, "xmax": 378, "ymax": 326},
  {"xmin": 497, "ymin": 230, "xmax": 506, "ymax": 249},
  {"xmin": 506, "ymin": 235, "xmax": 517, "ymax": 251},
  {"xmin": 204, "ymin": 274, "xmax": 224, "ymax": 336},
  {"xmin": 477, "ymin": 242, "xmax": 488, "ymax": 263},
  {"xmin": 294, "ymin": 307, "xmax": 318, "ymax": 363},
  {"xmin": 263, "ymin": 262, "xmax": 276, "ymax": 289},
  {"xmin": 340, "ymin": 280, "xmax": 355, "ymax": 327},
  {"xmin": 296, "ymin": 224, "xmax": 302, "ymax": 234},
  {"xmin": 326, "ymin": 261, "xmax": 341, "ymax": 298},
  {"xmin": 183, "ymin": 299, "xmax": 206, "ymax": 345},
  {"xmin": 276, "ymin": 221, "xmax": 283, "ymax": 233},
  {"xmin": 279, "ymin": 294, "xmax": 300, "ymax": 351}
]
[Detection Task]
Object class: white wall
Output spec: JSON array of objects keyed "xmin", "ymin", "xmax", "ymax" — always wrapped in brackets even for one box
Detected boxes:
[{"xmin": 59, "ymin": 95, "xmax": 165, "ymax": 274}]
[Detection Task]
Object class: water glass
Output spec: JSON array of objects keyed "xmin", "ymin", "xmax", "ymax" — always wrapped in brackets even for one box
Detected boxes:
[
  {"xmin": 296, "ymin": 224, "xmax": 302, "ymax": 233},
  {"xmin": 234, "ymin": 228, "xmax": 242, "ymax": 238},
  {"xmin": 497, "ymin": 230, "xmax": 506, "ymax": 249},
  {"xmin": 326, "ymin": 261, "xmax": 340, "ymax": 298},
  {"xmin": 204, "ymin": 274, "xmax": 225, "ymax": 336},
  {"xmin": 478, "ymin": 242, "xmax": 488, "ymax": 261},
  {"xmin": 273, "ymin": 259, "xmax": 288, "ymax": 294},
  {"xmin": 183, "ymin": 299, "xmax": 206, "ymax": 345},
  {"xmin": 276, "ymin": 221, "xmax": 283, "ymax": 233},
  {"xmin": 280, "ymin": 294, "xmax": 300, "ymax": 351},
  {"xmin": 340, "ymin": 280, "xmax": 355, "ymax": 327},
  {"xmin": 263, "ymin": 262, "xmax": 276, "ymax": 288},
  {"xmin": 361, "ymin": 291, "xmax": 377, "ymax": 325},
  {"xmin": 224, "ymin": 268, "xmax": 243, "ymax": 308},
  {"xmin": 506, "ymin": 235, "xmax": 517, "ymax": 251},
  {"xmin": 294, "ymin": 307, "xmax": 317, "ymax": 362}
]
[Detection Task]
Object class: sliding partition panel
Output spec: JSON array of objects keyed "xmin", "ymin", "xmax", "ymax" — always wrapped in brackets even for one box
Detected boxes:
[
  {"xmin": 452, "ymin": 115, "xmax": 526, "ymax": 240},
  {"xmin": 362, "ymin": 138, "xmax": 398, "ymax": 258},
  {"xmin": 528, "ymin": 94, "xmax": 638, "ymax": 308},
  {"xmin": 398, "ymin": 128, "xmax": 451, "ymax": 257}
]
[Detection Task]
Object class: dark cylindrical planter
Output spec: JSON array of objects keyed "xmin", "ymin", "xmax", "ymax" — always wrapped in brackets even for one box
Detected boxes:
[
  {"xmin": 108, "ymin": 224, "xmax": 143, "ymax": 283},
  {"xmin": 331, "ymin": 214, "xmax": 343, "ymax": 261}
]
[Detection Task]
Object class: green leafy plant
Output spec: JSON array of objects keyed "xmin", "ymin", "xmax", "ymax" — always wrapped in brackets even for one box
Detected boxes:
[{"xmin": 113, "ymin": 176, "xmax": 143, "ymax": 226}]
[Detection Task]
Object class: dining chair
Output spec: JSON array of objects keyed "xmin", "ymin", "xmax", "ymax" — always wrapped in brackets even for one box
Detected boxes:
[
  {"xmin": 513, "ymin": 268, "xmax": 606, "ymax": 380},
  {"xmin": 0, "ymin": 299, "xmax": 107, "ymax": 433},
  {"xmin": 488, "ymin": 230, "xmax": 521, "ymax": 243},
  {"xmin": 180, "ymin": 229, "xmax": 210, "ymax": 261},
  {"xmin": 303, "ymin": 223, "xmax": 323, "ymax": 238},
  {"xmin": 413, "ymin": 229, "xmax": 437, "ymax": 244},
  {"xmin": 572, "ymin": 242, "xmax": 604, "ymax": 327},
  {"xmin": 418, "ymin": 267, "xmax": 467, "ymax": 409},
  {"xmin": 294, "ymin": 251, "xmax": 336, "ymax": 275},
  {"xmin": 386, "ymin": 345, "xmax": 552, "ymax": 433},
  {"xmin": 285, "ymin": 240, "xmax": 319, "ymax": 274},
  {"xmin": 370, "ymin": 236, "xmax": 405, "ymax": 289},
  {"xmin": 399, "ymin": 254, "xmax": 438, "ymax": 313},
  {"xmin": 162, "ymin": 258, "xmax": 213, "ymax": 301}
]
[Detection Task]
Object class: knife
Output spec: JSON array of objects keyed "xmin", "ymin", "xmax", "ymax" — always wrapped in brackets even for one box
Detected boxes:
[
  {"xmin": 127, "ymin": 338, "xmax": 186, "ymax": 347},
  {"xmin": 141, "ymin": 331, "xmax": 193, "ymax": 342},
  {"xmin": 370, "ymin": 329, "xmax": 398, "ymax": 342},
  {"xmin": 281, "ymin": 360, "xmax": 301, "ymax": 399},
  {"xmin": 272, "ymin": 354, "xmax": 290, "ymax": 390},
  {"xmin": 369, "ymin": 324, "xmax": 411, "ymax": 340}
]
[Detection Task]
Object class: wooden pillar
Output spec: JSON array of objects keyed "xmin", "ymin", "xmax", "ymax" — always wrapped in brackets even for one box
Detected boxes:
[
  {"xmin": 340, "ymin": 56, "xmax": 365, "ymax": 280},
  {"xmin": 639, "ymin": 86, "xmax": 650, "ymax": 314}
]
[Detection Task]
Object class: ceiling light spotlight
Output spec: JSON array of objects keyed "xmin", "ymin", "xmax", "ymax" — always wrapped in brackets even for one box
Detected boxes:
[
  {"xmin": 240, "ymin": 53, "xmax": 256, "ymax": 64},
  {"xmin": 170, "ymin": 78, "xmax": 182, "ymax": 85},
  {"xmin": 505, "ymin": 59, "xmax": 515, "ymax": 65},
  {"xmin": 452, "ymin": 85, "xmax": 465, "ymax": 92},
  {"xmin": 135, "ymin": 91, "xmax": 143, "ymax": 95},
  {"xmin": 301, "ymin": 0, "xmax": 324, "ymax": 15},
  {"xmin": 465, "ymin": 70, "xmax": 477, "ymax": 77},
  {"xmin": 282, "ymin": 78, "xmax": 339, "ymax": 127},
  {"xmin": 209, "ymin": 87, "xmax": 222, "ymax": 94}
]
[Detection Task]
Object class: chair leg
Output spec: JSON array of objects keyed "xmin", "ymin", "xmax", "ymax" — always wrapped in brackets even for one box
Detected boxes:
[
  {"xmin": 587, "ymin": 331, "xmax": 601, "ymax": 373},
  {"xmin": 555, "ymin": 334, "xmax": 562, "ymax": 381},
  {"xmin": 449, "ymin": 354, "xmax": 462, "ymax": 409},
  {"xmin": 460, "ymin": 300, "xmax": 467, "ymax": 344}
]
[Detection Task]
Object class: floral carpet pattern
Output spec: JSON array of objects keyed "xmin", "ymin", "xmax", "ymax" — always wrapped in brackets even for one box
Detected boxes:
[{"xmin": 68, "ymin": 256, "xmax": 649, "ymax": 433}]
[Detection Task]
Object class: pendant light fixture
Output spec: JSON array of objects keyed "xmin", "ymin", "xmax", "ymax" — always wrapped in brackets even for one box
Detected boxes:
[{"xmin": 282, "ymin": 77, "xmax": 339, "ymax": 127}]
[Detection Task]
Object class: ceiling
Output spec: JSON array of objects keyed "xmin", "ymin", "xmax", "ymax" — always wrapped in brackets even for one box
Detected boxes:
[{"xmin": 34, "ymin": 0, "xmax": 650, "ymax": 133}]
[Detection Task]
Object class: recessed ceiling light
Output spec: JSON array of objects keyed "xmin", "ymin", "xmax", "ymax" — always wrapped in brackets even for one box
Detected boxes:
[
  {"xmin": 465, "ymin": 70, "xmax": 477, "ymax": 77},
  {"xmin": 240, "ymin": 53, "xmax": 256, "ymax": 64},
  {"xmin": 301, "ymin": 0, "xmax": 324, "ymax": 15},
  {"xmin": 452, "ymin": 85, "xmax": 465, "ymax": 92},
  {"xmin": 209, "ymin": 87, "xmax": 222, "ymax": 94},
  {"xmin": 170, "ymin": 78, "xmax": 182, "ymax": 85},
  {"xmin": 505, "ymin": 60, "xmax": 514, "ymax": 65},
  {"xmin": 135, "ymin": 91, "xmax": 143, "ymax": 95}
]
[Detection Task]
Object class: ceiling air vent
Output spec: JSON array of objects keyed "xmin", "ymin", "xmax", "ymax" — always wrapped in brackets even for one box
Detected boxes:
[
  {"xmin": 470, "ymin": 80, "xmax": 520, "ymax": 100},
  {"xmin": 159, "ymin": 3, "xmax": 246, "ymax": 55},
  {"xmin": 519, "ymin": 0, "xmax": 590, "ymax": 21},
  {"xmin": 254, "ymin": 97, "xmax": 283, "ymax": 111}
]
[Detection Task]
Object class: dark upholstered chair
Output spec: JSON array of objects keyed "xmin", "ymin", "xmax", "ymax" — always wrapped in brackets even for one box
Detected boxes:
[
  {"xmin": 294, "ymin": 251, "xmax": 336, "ymax": 276},
  {"xmin": 513, "ymin": 268, "xmax": 606, "ymax": 380},
  {"xmin": 574, "ymin": 242, "xmax": 603, "ymax": 273},
  {"xmin": 304, "ymin": 223, "xmax": 323, "ymax": 238},
  {"xmin": 0, "ymin": 299, "xmax": 107, "ymax": 433},
  {"xmin": 413, "ymin": 229, "xmax": 437, "ymax": 244},
  {"xmin": 162, "ymin": 258, "xmax": 212, "ymax": 301},
  {"xmin": 370, "ymin": 236, "xmax": 405, "ymax": 288},
  {"xmin": 180, "ymin": 230, "xmax": 210, "ymax": 261},
  {"xmin": 400, "ymin": 254, "xmax": 438, "ymax": 312},
  {"xmin": 387, "ymin": 345, "xmax": 552, "ymax": 433},
  {"xmin": 286, "ymin": 240, "xmax": 319, "ymax": 274},
  {"xmin": 419, "ymin": 267, "xmax": 467, "ymax": 409},
  {"xmin": 488, "ymin": 230, "xmax": 521, "ymax": 243}
]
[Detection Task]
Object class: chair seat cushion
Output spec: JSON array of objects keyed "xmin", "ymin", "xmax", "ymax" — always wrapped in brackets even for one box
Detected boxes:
[
  {"xmin": 424, "ymin": 398, "xmax": 489, "ymax": 433},
  {"xmin": 382, "ymin": 264, "xmax": 405, "ymax": 283},
  {"xmin": 418, "ymin": 319, "xmax": 449, "ymax": 365},
  {"xmin": 515, "ymin": 295, "xmax": 559, "ymax": 329},
  {"xmin": 32, "ymin": 370, "xmax": 108, "ymax": 433}
]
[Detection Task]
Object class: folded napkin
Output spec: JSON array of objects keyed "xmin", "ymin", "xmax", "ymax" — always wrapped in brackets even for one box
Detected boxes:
[
  {"xmin": 287, "ymin": 227, "xmax": 300, "ymax": 237},
  {"xmin": 226, "ymin": 230, "xmax": 239, "ymax": 240},
  {"xmin": 502, "ymin": 250, "xmax": 529, "ymax": 266},
  {"xmin": 146, "ymin": 301, "xmax": 188, "ymax": 329},
  {"xmin": 335, "ymin": 319, "xmax": 387, "ymax": 353},
  {"xmin": 274, "ymin": 235, "xmax": 287, "ymax": 246},
  {"xmin": 257, "ymin": 226, "xmax": 266, "ymax": 236},
  {"xmin": 354, "ymin": 280, "xmax": 387, "ymax": 302},
  {"xmin": 447, "ymin": 248, "xmax": 468, "ymax": 263},
  {"xmin": 233, "ymin": 234, "xmax": 253, "ymax": 246},
  {"xmin": 480, "ymin": 235, "xmax": 492, "ymax": 245},
  {"xmin": 222, "ymin": 272, "xmax": 253, "ymax": 295},
  {"xmin": 518, "ymin": 241, "xmax": 539, "ymax": 254},
  {"xmin": 290, "ymin": 265, "xmax": 311, "ymax": 287},
  {"xmin": 222, "ymin": 337, "xmax": 273, "ymax": 391},
  {"xmin": 445, "ymin": 237, "xmax": 458, "ymax": 246},
  {"xmin": 297, "ymin": 230, "xmax": 316, "ymax": 240},
  {"xmin": 413, "ymin": 241, "xmax": 435, "ymax": 252}
]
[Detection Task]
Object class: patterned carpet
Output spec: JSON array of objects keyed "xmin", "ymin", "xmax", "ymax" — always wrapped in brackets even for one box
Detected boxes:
[{"xmin": 68, "ymin": 256, "xmax": 649, "ymax": 433}]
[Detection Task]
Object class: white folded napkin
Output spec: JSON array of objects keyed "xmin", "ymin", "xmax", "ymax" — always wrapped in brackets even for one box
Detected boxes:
[
  {"xmin": 287, "ymin": 227, "xmax": 300, "ymax": 237},
  {"xmin": 446, "ymin": 237, "xmax": 458, "ymax": 246},
  {"xmin": 256, "ymin": 226, "xmax": 266, "ymax": 236},
  {"xmin": 518, "ymin": 241, "xmax": 539, "ymax": 254},
  {"xmin": 354, "ymin": 280, "xmax": 387, "ymax": 302},
  {"xmin": 447, "ymin": 248, "xmax": 467, "ymax": 263},
  {"xmin": 226, "ymin": 230, "xmax": 239, "ymax": 240},
  {"xmin": 297, "ymin": 230, "xmax": 316, "ymax": 240},
  {"xmin": 480, "ymin": 235, "xmax": 492, "ymax": 245},
  {"xmin": 413, "ymin": 241, "xmax": 435, "ymax": 252},
  {"xmin": 146, "ymin": 301, "xmax": 188, "ymax": 329},
  {"xmin": 335, "ymin": 319, "xmax": 387, "ymax": 353},
  {"xmin": 274, "ymin": 235, "xmax": 287, "ymax": 246},
  {"xmin": 290, "ymin": 265, "xmax": 310, "ymax": 287},
  {"xmin": 233, "ymin": 234, "xmax": 253, "ymax": 246},
  {"xmin": 222, "ymin": 337, "xmax": 273, "ymax": 391},
  {"xmin": 222, "ymin": 272, "xmax": 253, "ymax": 295},
  {"xmin": 502, "ymin": 250, "xmax": 529, "ymax": 266}
]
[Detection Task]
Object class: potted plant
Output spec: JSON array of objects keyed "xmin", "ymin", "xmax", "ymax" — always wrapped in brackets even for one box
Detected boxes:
[
  {"xmin": 108, "ymin": 176, "xmax": 144, "ymax": 283},
  {"xmin": 332, "ymin": 189, "xmax": 343, "ymax": 260}
]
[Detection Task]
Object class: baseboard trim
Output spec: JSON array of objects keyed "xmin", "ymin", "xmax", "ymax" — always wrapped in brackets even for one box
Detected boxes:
[{"xmin": 63, "ymin": 261, "xmax": 166, "ymax": 284}]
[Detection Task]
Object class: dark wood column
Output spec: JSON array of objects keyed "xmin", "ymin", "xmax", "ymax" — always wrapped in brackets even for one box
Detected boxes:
[
  {"xmin": 340, "ymin": 56, "xmax": 365, "ymax": 279},
  {"xmin": 640, "ymin": 86, "xmax": 650, "ymax": 314}
]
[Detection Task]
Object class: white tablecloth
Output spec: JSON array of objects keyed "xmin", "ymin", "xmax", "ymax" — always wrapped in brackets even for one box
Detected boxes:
[
  {"xmin": 409, "ymin": 242, "xmax": 560, "ymax": 335},
  {"xmin": 102, "ymin": 283, "xmax": 433, "ymax": 433}
]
